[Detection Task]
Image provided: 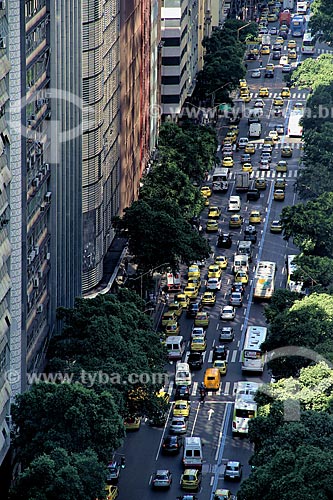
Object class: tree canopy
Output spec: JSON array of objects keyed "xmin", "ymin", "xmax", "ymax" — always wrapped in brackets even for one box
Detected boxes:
[{"xmin": 309, "ymin": 0, "xmax": 333, "ymax": 44}]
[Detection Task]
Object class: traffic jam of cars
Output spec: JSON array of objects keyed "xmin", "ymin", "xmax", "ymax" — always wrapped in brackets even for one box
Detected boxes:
[{"xmin": 117, "ymin": 1, "xmax": 310, "ymax": 499}]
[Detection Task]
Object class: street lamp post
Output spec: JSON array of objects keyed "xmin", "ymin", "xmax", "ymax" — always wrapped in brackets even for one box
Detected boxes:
[
  {"xmin": 206, "ymin": 82, "xmax": 232, "ymax": 108},
  {"xmin": 237, "ymin": 21, "xmax": 252, "ymax": 41}
]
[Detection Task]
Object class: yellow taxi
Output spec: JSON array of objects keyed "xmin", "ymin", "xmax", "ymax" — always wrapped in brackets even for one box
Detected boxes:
[
  {"xmin": 173, "ymin": 400, "xmax": 190, "ymax": 417},
  {"xmin": 184, "ymin": 285, "xmax": 199, "ymax": 299},
  {"xmin": 194, "ymin": 311, "xmax": 210, "ymax": 327},
  {"xmin": 275, "ymin": 36, "xmax": 284, "ymax": 45},
  {"xmin": 187, "ymin": 276, "xmax": 201, "ymax": 289},
  {"xmin": 226, "ymin": 130, "xmax": 237, "ymax": 142},
  {"xmin": 174, "ymin": 293, "xmax": 190, "ymax": 308},
  {"xmin": 240, "ymin": 92, "xmax": 251, "ymax": 103},
  {"xmin": 268, "ymin": 130, "xmax": 279, "ymax": 142},
  {"xmin": 181, "ymin": 469, "xmax": 202, "ymax": 491},
  {"xmin": 288, "ymin": 39, "xmax": 297, "ymax": 49},
  {"xmin": 222, "ymin": 156, "xmax": 234, "ymax": 168},
  {"xmin": 281, "ymin": 145, "xmax": 293, "ymax": 157},
  {"xmin": 201, "ymin": 291, "xmax": 216, "ymax": 306},
  {"xmin": 190, "ymin": 335, "xmax": 207, "ymax": 351},
  {"xmin": 255, "ymin": 178, "xmax": 267, "ymax": 190},
  {"xmin": 215, "ymin": 255, "xmax": 228, "ymax": 269},
  {"xmin": 264, "ymin": 136, "xmax": 274, "ymax": 145},
  {"xmin": 266, "ymin": 63, "xmax": 274, "ymax": 71},
  {"xmin": 273, "ymin": 96, "xmax": 284, "ymax": 106},
  {"xmin": 267, "ymin": 13, "xmax": 277, "ymax": 22},
  {"xmin": 188, "ymin": 264, "xmax": 200, "ymax": 278},
  {"xmin": 249, "ymin": 210, "xmax": 262, "ymax": 224},
  {"xmin": 270, "ymin": 220, "xmax": 283, "ymax": 233},
  {"xmin": 235, "ymin": 270, "xmax": 249, "ymax": 284},
  {"xmin": 276, "ymin": 160, "xmax": 288, "ymax": 172},
  {"xmin": 124, "ymin": 416, "xmax": 141, "ymax": 431},
  {"xmin": 206, "ymin": 220, "xmax": 219, "ymax": 232},
  {"xmin": 281, "ymin": 87, "xmax": 291, "ymax": 98},
  {"xmin": 103, "ymin": 485, "xmax": 119, "ymax": 500},
  {"xmin": 161, "ymin": 311, "xmax": 177, "ymax": 327},
  {"xmin": 239, "ymin": 79, "xmax": 247, "ymax": 88},
  {"xmin": 213, "ymin": 360, "xmax": 228, "ymax": 375},
  {"xmin": 208, "ymin": 264, "xmax": 222, "ymax": 279},
  {"xmin": 242, "ymin": 162, "xmax": 253, "ymax": 173},
  {"xmin": 239, "ymin": 86, "xmax": 250, "ymax": 96},
  {"xmin": 275, "ymin": 178, "xmax": 286, "ymax": 190},
  {"xmin": 168, "ymin": 301, "xmax": 183, "ymax": 317},
  {"xmin": 165, "ymin": 322, "xmax": 180, "ymax": 336},
  {"xmin": 204, "ymin": 198, "xmax": 210, "ymax": 207},
  {"xmin": 214, "ymin": 488, "xmax": 234, "ymax": 499},
  {"xmin": 261, "ymin": 45, "xmax": 270, "ymax": 55},
  {"xmin": 274, "ymin": 189, "xmax": 285, "ymax": 201},
  {"xmin": 208, "ymin": 206, "xmax": 221, "ymax": 219},
  {"xmin": 200, "ymin": 186, "xmax": 212, "ymax": 198},
  {"xmin": 259, "ymin": 87, "xmax": 269, "ymax": 97},
  {"xmin": 223, "ymin": 137, "xmax": 233, "ymax": 146},
  {"xmin": 288, "ymin": 49, "xmax": 297, "ymax": 59},
  {"xmin": 245, "ymin": 143, "xmax": 255, "ymax": 154},
  {"xmin": 229, "ymin": 214, "xmax": 243, "ymax": 228},
  {"xmin": 228, "ymin": 125, "xmax": 239, "ymax": 136}
]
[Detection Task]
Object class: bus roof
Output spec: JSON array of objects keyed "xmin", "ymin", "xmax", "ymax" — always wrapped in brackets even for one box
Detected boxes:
[
  {"xmin": 235, "ymin": 381, "xmax": 261, "ymax": 402},
  {"xmin": 256, "ymin": 261, "xmax": 276, "ymax": 276},
  {"xmin": 234, "ymin": 400, "xmax": 257, "ymax": 410},
  {"xmin": 243, "ymin": 326, "xmax": 267, "ymax": 350}
]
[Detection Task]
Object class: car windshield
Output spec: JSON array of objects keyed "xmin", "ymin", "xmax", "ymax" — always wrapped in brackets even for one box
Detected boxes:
[
  {"xmin": 156, "ymin": 473, "xmax": 168, "ymax": 479},
  {"xmin": 183, "ymin": 474, "xmax": 196, "ymax": 481},
  {"xmin": 226, "ymin": 465, "xmax": 238, "ymax": 471}
]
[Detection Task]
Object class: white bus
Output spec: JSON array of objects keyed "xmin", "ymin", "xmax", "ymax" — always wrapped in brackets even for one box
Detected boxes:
[
  {"xmin": 286, "ymin": 255, "xmax": 303, "ymax": 293},
  {"xmin": 253, "ymin": 261, "xmax": 277, "ymax": 301},
  {"xmin": 296, "ymin": 1, "xmax": 307, "ymax": 14},
  {"xmin": 212, "ymin": 167, "xmax": 229, "ymax": 192},
  {"xmin": 232, "ymin": 381, "xmax": 261, "ymax": 435},
  {"xmin": 288, "ymin": 110, "xmax": 303, "ymax": 137},
  {"xmin": 301, "ymin": 32, "xmax": 315, "ymax": 54},
  {"xmin": 242, "ymin": 326, "xmax": 268, "ymax": 373}
]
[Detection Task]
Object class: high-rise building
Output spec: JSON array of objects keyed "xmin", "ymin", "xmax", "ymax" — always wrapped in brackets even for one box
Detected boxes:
[
  {"xmin": 150, "ymin": 0, "xmax": 161, "ymax": 154},
  {"xmin": 119, "ymin": 0, "xmax": 151, "ymax": 213},
  {"xmin": 0, "ymin": 0, "xmax": 12, "ymax": 467}
]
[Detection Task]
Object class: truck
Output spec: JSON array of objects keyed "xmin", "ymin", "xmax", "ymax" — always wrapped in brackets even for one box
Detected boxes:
[
  {"xmin": 167, "ymin": 271, "xmax": 181, "ymax": 291},
  {"xmin": 279, "ymin": 9, "xmax": 291, "ymax": 26},
  {"xmin": 283, "ymin": 0, "xmax": 294, "ymax": 9},
  {"xmin": 249, "ymin": 122, "xmax": 261, "ymax": 138},
  {"xmin": 235, "ymin": 172, "xmax": 250, "ymax": 192},
  {"xmin": 212, "ymin": 166, "xmax": 229, "ymax": 192}
]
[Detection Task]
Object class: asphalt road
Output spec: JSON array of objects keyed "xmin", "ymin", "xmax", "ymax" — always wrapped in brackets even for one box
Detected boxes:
[{"xmin": 116, "ymin": 18, "xmax": 332, "ymax": 500}]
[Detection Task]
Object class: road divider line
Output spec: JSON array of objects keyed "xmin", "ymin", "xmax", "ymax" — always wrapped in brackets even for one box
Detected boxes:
[
  {"xmin": 213, "ymin": 402, "xmax": 233, "ymax": 464},
  {"xmin": 191, "ymin": 402, "xmax": 202, "ymax": 436},
  {"xmin": 224, "ymin": 381, "xmax": 230, "ymax": 395},
  {"xmin": 231, "ymin": 350, "xmax": 237, "ymax": 363},
  {"xmin": 155, "ymin": 401, "xmax": 174, "ymax": 461}
]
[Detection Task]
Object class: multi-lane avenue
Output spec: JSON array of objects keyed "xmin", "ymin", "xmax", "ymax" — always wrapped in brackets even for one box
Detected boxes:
[{"xmin": 116, "ymin": 15, "xmax": 331, "ymax": 500}]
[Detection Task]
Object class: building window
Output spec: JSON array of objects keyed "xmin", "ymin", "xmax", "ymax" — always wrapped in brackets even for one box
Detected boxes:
[
  {"xmin": 161, "ymin": 95, "xmax": 180, "ymax": 104},
  {"xmin": 162, "ymin": 75, "xmax": 180, "ymax": 85},
  {"xmin": 162, "ymin": 37, "xmax": 180, "ymax": 47},
  {"xmin": 162, "ymin": 56, "xmax": 180, "ymax": 66}
]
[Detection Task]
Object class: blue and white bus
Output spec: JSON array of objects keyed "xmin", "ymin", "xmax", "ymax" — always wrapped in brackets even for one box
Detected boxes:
[{"xmin": 291, "ymin": 15, "xmax": 306, "ymax": 37}]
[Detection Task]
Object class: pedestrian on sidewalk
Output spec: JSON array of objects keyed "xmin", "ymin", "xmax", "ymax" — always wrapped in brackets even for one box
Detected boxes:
[{"xmin": 165, "ymin": 293, "xmax": 169, "ymax": 305}]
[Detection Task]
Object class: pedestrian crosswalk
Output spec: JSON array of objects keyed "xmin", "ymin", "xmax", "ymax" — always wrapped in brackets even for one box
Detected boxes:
[
  {"xmin": 250, "ymin": 91, "xmax": 307, "ymax": 99},
  {"xmin": 249, "ymin": 141, "xmax": 303, "ymax": 150},
  {"xmin": 165, "ymin": 378, "xmax": 240, "ymax": 398}
]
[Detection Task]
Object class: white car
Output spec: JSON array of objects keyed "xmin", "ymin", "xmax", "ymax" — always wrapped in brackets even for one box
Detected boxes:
[
  {"xmin": 251, "ymin": 69, "xmax": 261, "ymax": 78},
  {"xmin": 259, "ymin": 160, "xmax": 270, "ymax": 170},
  {"xmin": 170, "ymin": 417, "xmax": 188, "ymax": 434},
  {"xmin": 206, "ymin": 277, "xmax": 222, "ymax": 291},
  {"xmin": 280, "ymin": 55, "xmax": 288, "ymax": 66},
  {"xmin": 220, "ymin": 305, "xmax": 236, "ymax": 321},
  {"xmin": 237, "ymin": 137, "xmax": 249, "ymax": 149},
  {"xmin": 262, "ymin": 144, "xmax": 273, "ymax": 153},
  {"xmin": 282, "ymin": 64, "xmax": 291, "ymax": 73},
  {"xmin": 293, "ymin": 102, "xmax": 304, "ymax": 111},
  {"xmin": 223, "ymin": 144, "xmax": 233, "ymax": 153},
  {"xmin": 261, "ymin": 152, "xmax": 272, "ymax": 162},
  {"xmin": 254, "ymin": 99, "xmax": 265, "ymax": 108},
  {"xmin": 191, "ymin": 327, "xmax": 206, "ymax": 339}
]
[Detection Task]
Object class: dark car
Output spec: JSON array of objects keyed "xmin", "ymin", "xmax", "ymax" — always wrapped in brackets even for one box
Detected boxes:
[
  {"xmin": 162, "ymin": 435, "xmax": 183, "ymax": 454},
  {"xmin": 231, "ymin": 282, "xmax": 246, "ymax": 295},
  {"xmin": 217, "ymin": 233, "xmax": 232, "ymax": 249},
  {"xmin": 241, "ymin": 153, "xmax": 251, "ymax": 163},
  {"xmin": 176, "ymin": 496, "xmax": 198, "ymax": 500},
  {"xmin": 272, "ymin": 50, "xmax": 281, "ymax": 60},
  {"xmin": 212, "ymin": 345, "xmax": 228, "ymax": 361},
  {"xmin": 175, "ymin": 385, "xmax": 191, "ymax": 401},
  {"xmin": 106, "ymin": 461, "xmax": 121, "ymax": 484},
  {"xmin": 244, "ymin": 225, "xmax": 257, "ymax": 243},
  {"xmin": 224, "ymin": 461, "xmax": 243, "ymax": 481},
  {"xmin": 188, "ymin": 352, "xmax": 203, "ymax": 370},
  {"xmin": 187, "ymin": 301, "xmax": 202, "ymax": 318},
  {"xmin": 265, "ymin": 70, "xmax": 274, "ymax": 78},
  {"xmin": 247, "ymin": 188, "xmax": 260, "ymax": 201},
  {"xmin": 219, "ymin": 327, "xmax": 234, "ymax": 342}
]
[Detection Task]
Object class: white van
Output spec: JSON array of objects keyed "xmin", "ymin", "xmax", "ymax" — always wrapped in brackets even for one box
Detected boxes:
[
  {"xmin": 166, "ymin": 336, "xmax": 185, "ymax": 361},
  {"xmin": 237, "ymin": 241, "xmax": 253, "ymax": 261},
  {"xmin": 183, "ymin": 437, "xmax": 203, "ymax": 469},
  {"xmin": 233, "ymin": 254, "xmax": 249, "ymax": 274},
  {"xmin": 228, "ymin": 195, "xmax": 241, "ymax": 211},
  {"xmin": 249, "ymin": 122, "xmax": 261, "ymax": 138},
  {"xmin": 175, "ymin": 362, "xmax": 191, "ymax": 386}
]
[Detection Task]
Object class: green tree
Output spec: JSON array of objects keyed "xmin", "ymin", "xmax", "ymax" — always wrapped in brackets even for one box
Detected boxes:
[
  {"xmin": 291, "ymin": 54, "xmax": 333, "ymax": 91},
  {"xmin": 113, "ymin": 198, "xmax": 210, "ymax": 272},
  {"xmin": 292, "ymin": 254, "xmax": 333, "ymax": 293},
  {"xmin": 310, "ymin": 0, "xmax": 333, "ymax": 44},
  {"xmin": 11, "ymin": 383, "xmax": 124, "ymax": 466},
  {"xmin": 9, "ymin": 448, "xmax": 105, "ymax": 500},
  {"xmin": 302, "ymin": 83, "xmax": 333, "ymax": 132},
  {"xmin": 263, "ymin": 293, "xmax": 333, "ymax": 379},
  {"xmin": 264, "ymin": 289, "xmax": 301, "ymax": 324},
  {"xmin": 281, "ymin": 192, "xmax": 333, "ymax": 256}
]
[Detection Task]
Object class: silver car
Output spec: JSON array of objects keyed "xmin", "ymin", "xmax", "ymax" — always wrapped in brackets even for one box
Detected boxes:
[
  {"xmin": 219, "ymin": 327, "xmax": 234, "ymax": 342},
  {"xmin": 220, "ymin": 305, "xmax": 236, "ymax": 320},
  {"xmin": 261, "ymin": 152, "xmax": 272, "ymax": 162},
  {"xmin": 152, "ymin": 469, "xmax": 172, "ymax": 489},
  {"xmin": 229, "ymin": 292, "xmax": 243, "ymax": 307},
  {"xmin": 170, "ymin": 417, "xmax": 188, "ymax": 434},
  {"xmin": 224, "ymin": 461, "xmax": 243, "ymax": 481},
  {"xmin": 206, "ymin": 277, "xmax": 222, "ymax": 291}
]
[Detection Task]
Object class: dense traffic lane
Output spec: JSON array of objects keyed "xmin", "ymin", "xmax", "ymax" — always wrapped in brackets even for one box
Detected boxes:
[{"xmin": 117, "ymin": 21, "xmax": 312, "ymax": 500}]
